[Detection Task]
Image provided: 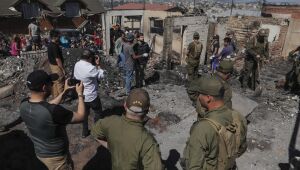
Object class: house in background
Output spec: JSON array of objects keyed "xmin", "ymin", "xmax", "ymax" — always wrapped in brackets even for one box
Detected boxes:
[
  {"xmin": 104, "ymin": 3, "xmax": 183, "ymax": 55},
  {"xmin": 262, "ymin": 3, "xmax": 300, "ymax": 57},
  {"xmin": 0, "ymin": 0, "xmax": 104, "ymax": 34}
]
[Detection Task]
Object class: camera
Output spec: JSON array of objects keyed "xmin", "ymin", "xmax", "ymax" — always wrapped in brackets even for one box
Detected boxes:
[{"xmin": 68, "ymin": 78, "xmax": 81, "ymax": 86}]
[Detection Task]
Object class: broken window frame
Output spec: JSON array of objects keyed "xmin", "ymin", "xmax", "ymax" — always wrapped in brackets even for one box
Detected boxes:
[{"xmin": 150, "ymin": 17, "xmax": 164, "ymax": 36}]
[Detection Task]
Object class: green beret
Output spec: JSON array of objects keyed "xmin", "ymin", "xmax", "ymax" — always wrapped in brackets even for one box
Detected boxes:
[
  {"xmin": 188, "ymin": 76, "xmax": 224, "ymax": 96},
  {"xmin": 217, "ymin": 60, "xmax": 234, "ymax": 74}
]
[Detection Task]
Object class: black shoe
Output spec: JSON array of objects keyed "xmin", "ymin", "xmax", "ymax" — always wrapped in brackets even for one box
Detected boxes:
[{"xmin": 82, "ymin": 130, "xmax": 90, "ymax": 138}]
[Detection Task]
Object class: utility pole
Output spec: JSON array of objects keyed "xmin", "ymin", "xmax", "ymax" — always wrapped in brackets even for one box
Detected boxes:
[
  {"xmin": 230, "ymin": 0, "xmax": 234, "ymax": 16},
  {"xmin": 111, "ymin": 0, "xmax": 113, "ymax": 10}
]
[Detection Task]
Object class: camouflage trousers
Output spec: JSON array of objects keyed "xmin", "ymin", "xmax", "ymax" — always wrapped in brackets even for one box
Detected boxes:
[
  {"xmin": 186, "ymin": 60, "xmax": 200, "ymax": 82},
  {"xmin": 240, "ymin": 59, "xmax": 259, "ymax": 90}
]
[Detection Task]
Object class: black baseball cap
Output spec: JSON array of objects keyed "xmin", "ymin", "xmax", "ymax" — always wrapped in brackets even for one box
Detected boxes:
[{"xmin": 26, "ymin": 70, "xmax": 58, "ymax": 92}]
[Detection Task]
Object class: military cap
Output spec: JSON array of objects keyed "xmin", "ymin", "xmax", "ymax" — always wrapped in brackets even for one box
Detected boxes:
[
  {"xmin": 193, "ymin": 32, "xmax": 200, "ymax": 39},
  {"xmin": 217, "ymin": 60, "xmax": 234, "ymax": 74},
  {"xmin": 188, "ymin": 76, "xmax": 224, "ymax": 97},
  {"xmin": 126, "ymin": 88, "xmax": 150, "ymax": 114},
  {"xmin": 258, "ymin": 29, "xmax": 268, "ymax": 37}
]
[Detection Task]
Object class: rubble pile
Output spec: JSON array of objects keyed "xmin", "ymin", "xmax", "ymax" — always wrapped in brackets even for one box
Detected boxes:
[
  {"xmin": 0, "ymin": 50, "xmax": 50, "ymax": 101},
  {"xmin": 0, "ymin": 57, "xmax": 23, "ymax": 87}
]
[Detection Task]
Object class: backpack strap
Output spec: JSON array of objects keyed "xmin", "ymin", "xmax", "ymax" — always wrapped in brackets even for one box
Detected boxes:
[
  {"xmin": 231, "ymin": 111, "xmax": 241, "ymax": 153},
  {"xmin": 200, "ymin": 118, "xmax": 222, "ymax": 132}
]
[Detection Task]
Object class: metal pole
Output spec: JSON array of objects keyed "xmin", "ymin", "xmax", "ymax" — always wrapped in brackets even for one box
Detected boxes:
[
  {"xmin": 111, "ymin": 0, "xmax": 113, "ymax": 10},
  {"xmin": 230, "ymin": 0, "xmax": 234, "ymax": 16}
]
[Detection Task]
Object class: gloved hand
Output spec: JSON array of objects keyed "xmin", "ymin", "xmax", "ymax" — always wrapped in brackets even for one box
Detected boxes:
[{"xmin": 142, "ymin": 53, "xmax": 149, "ymax": 57}]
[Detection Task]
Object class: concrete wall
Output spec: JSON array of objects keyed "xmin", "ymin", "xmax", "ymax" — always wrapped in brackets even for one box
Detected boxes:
[
  {"xmin": 104, "ymin": 10, "xmax": 144, "ymax": 54},
  {"xmin": 226, "ymin": 16, "xmax": 287, "ymax": 57},
  {"xmin": 103, "ymin": 9, "xmax": 181, "ymax": 55},
  {"xmin": 163, "ymin": 16, "xmax": 209, "ymax": 65},
  {"xmin": 282, "ymin": 19, "xmax": 300, "ymax": 57},
  {"xmin": 261, "ymin": 24, "xmax": 281, "ymax": 42},
  {"xmin": 143, "ymin": 10, "xmax": 182, "ymax": 54}
]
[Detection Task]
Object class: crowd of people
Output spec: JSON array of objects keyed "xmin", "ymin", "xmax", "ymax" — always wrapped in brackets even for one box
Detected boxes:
[
  {"xmin": 12, "ymin": 22, "xmax": 251, "ymax": 170},
  {"xmin": 7, "ymin": 18, "xmax": 297, "ymax": 170},
  {"xmin": 0, "ymin": 19, "xmax": 104, "ymax": 58},
  {"xmin": 187, "ymin": 28, "xmax": 269, "ymax": 95}
]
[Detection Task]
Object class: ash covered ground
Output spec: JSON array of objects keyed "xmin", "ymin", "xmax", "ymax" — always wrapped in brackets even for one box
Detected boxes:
[{"xmin": 0, "ymin": 52, "xmax": 299, "ymax": 170}]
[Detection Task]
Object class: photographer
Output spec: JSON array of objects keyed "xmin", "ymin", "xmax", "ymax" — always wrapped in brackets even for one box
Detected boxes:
[
  {"xmin": 74, "ymin": 49, "xmax": 105, "ymax": 138},
  {"xmin": 20, "ymin": 70, "xmax": 85, "ymax": 170}
]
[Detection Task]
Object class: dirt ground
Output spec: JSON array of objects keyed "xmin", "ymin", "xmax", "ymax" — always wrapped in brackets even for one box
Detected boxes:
[{"xmin": 0, "ymin": 58, "xmax": 300, "ymax": 170}]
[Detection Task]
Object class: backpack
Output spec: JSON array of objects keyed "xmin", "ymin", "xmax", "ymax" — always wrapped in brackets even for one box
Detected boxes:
[
  {"xmin": 200, "ymin": 111, "xmax": 241, "ymax": 170},
  {"xmin": 187, "ymin": 41, "xmax": 202, "ymax": 61},
  {"xmin": 193, "ymin": 42, "xmax": 202, "ymax": 60}
]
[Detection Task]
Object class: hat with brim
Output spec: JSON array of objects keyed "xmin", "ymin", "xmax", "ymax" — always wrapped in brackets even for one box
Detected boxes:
[
  {"xmin": 126, "ymin": 88, "xmax": 150, "ymax": 115},
  {"xmin": 188, "ymin": 76, "xmax": 224, "ymax": 96},
  {"xmin": 217, "ymin": 60, "xmax": 234, "ymax": 74},
  {"xmin": 26, "ymin": 70, "xmax": 58, "ymax": 92}
]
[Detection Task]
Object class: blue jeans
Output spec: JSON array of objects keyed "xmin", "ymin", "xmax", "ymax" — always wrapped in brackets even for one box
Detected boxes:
[{"xmin": 124, "ymin": 69, "xmax": 133, "ymax": 94}]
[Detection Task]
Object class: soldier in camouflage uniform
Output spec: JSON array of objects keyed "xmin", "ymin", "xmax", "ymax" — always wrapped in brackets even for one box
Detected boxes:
[
  {"xmin": 91, "ymin": 89, "xmax": 163, "ymax": 170},
  {"xmin": 240, "ymin": 29, "xmax": 269, "ymax": 90},
  {"xmin": 186, "ymin": 32, "xmax": 203, "ymax": 82},
  {"xmin": 285, "ymin": 46, "xmax": 300, "ymax": 93},
  {"xmin": 183, "ymin": 76, "xmax": 247, "ymax": 170},
  {"xmin": 215, "ymin": 60, "xmax": 234, "ymax": 109},
  {"xmin": 187, "ymin": 60, "xmax": 234, "ymax": 119}
]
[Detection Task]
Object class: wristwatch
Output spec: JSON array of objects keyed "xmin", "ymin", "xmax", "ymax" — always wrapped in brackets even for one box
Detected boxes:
[{"xmin": 78, "ymin": 94, "xmax": 84, "ymax": 98}]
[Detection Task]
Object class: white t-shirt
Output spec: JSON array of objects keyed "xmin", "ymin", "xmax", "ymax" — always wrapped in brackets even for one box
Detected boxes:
[
  {"xmin": 74, "ymin": 60, "xmax": 104, "ymax": 102},
  {"xmin": 28, "ymin": 23, "xmax": 39, "ymax": 36}
]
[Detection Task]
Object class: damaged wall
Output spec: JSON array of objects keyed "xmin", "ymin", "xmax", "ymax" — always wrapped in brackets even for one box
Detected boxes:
[
  {"xmin": 226, "ymin": 16, "xmax": 288, "ymax": 58},
  {"xmin": 282, "ymin": 19, "xmax": 300, "ymax": 57},
  {"xmin": 162, "ymin": 16, "xmax": 209, "ymax": 67}
]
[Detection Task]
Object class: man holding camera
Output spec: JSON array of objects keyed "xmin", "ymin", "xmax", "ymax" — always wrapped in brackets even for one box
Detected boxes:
[
  {"xmin": 20, "ymin": 70, "xmax": 85, "ymax": 170},
  {"xmin": 74, "ymin": 49, "xmax": 105, "ymax": 138}
]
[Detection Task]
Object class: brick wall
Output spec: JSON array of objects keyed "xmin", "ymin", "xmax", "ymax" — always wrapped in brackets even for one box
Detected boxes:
[
  {"xmin": 227, "ymin": 16, "xmax": 286, "ymax": 57},
  {"xmin": 262, "ymin": 5, "xmax": 300, "ymax": 19}
]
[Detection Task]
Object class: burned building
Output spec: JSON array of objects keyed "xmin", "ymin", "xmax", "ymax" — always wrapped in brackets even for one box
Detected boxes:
[
  {"xmin": 0, "ymin": 0, "xmax": 105, "ymax": 34},
  {"xmin": 103, "ymin": 3, "xmax": 183, "ymax": 55}
]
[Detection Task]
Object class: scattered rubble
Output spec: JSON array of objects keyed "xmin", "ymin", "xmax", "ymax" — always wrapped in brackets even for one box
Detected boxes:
[{"xmin": 0, "ymin": 50, "xmax": 300, "ymax": 170}]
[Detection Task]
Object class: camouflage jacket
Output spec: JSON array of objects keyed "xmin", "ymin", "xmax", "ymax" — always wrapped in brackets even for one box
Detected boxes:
[
  {"xmin": 183, "ymin": 106, "xmax": 247, "ymax": 170},
  {"xmin": 246, "ymin": 36, "xmax": 269, "ymax": 61},
  {"xmin": 186, "ymin": 41, "xmax": 203, "ymax": 63},
  {"xmin": 214, "ymin": 73, "xmax": 232, "ymax": 109}
]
